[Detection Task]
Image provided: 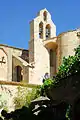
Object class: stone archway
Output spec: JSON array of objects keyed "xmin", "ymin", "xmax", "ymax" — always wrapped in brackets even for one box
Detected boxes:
[{"xmin": 44, "ymin": 41, "xmax": 58, "ymax": 77}]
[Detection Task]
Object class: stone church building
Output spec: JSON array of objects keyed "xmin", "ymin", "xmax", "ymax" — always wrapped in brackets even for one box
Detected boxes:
[{"xmin": 0, "ymin": 8, "xmax": 80, "ymax": 85}]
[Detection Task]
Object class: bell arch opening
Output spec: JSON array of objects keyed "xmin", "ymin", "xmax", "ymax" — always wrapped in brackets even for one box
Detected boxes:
[
  {"xmin": 46, "ymin": 24, "xmax": 51, "ymax": 39},
  {"xmin": 39, "ymin": 22, "xmax": 43, "ymax": 39}
]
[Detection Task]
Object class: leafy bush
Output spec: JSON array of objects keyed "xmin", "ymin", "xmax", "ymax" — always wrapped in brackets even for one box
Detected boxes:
[
  {"xmin": 41, "ymin": 78, "xmax": 54, "ymax": 89},
  {"xmin": 0, "ymin": 94, "xmax": 8, "ymax": 112},
  {"xmin": 40, "ymin": 45, "xmax": 80, "ymax": 93},
  {"xmin": 56, "ymin": 45, "xmax": 80, "ymax": 81},
  {"xmin": 56, "ymin": 55, "xmax": 80, "ymax": 80},
  {"xmin": 75, "ymin": 45, "xmax": 80, "ymax": 56},
  {"xmin": 13, "ymin": 86, "xmax": 40, "ymax": 109},
  {"xmin": 40, "ymin": 78, "xmax": 55, "ymax": 96}
]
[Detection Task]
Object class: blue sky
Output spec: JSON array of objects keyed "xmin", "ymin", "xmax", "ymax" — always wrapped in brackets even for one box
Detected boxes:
[{"xmin": 0, "ymin": 0, "xmax": 80, "ymax": 49}]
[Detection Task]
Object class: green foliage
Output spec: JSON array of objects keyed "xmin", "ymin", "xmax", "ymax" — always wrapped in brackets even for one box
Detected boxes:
[
  {"xmin": 0, "ymin": 94, "xmax": 8, "ymax": 112},
  {"xmin": 66, "ymin": 105, "xmax": 71, "ymax": 120},
  {"xmin": 75, "ymin": 45, "xmax": 80, "ymax": 57},
  {"xmin": 13, "ymin": 86, "xmax": 40, "ymax": 109},
  {"xmin": 56, "ymin": 45, "xmax": 80, "ymax": 81},
  {"xmin": 56, "ymin": 55, "xmax": 80, "ymax": 81},
  {"xmin": 40, "ymin": 45, "xmax": 80, "ymax": 94},
  {"xmin": 41, "ymin": 78, "xmax": 54, "ymax": 89},
  {"xmin": 40, "ymin": 78, "xmax": 55, "ymax": 96}
]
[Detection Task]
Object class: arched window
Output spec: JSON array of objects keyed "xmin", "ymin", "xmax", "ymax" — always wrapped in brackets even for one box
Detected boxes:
[
  {"xmin": 43, "ymin": 11, "xmax": 47, "ymax": 21},
  {"xmin": 14, "ymin": 66, "xmax": 23, "ymax": 82},
  {"xmin": 39, "ymin": 22, "xmax": 43, "ymax": 39},
  {"xmin": 46, "ymin": 24, "xmax": 51, "ymax": 39}
]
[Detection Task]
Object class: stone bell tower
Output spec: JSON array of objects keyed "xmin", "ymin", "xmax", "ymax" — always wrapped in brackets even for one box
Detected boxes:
[{"xmin": 29, "ymin": 8, "xmax": 56, "ymax": 84}]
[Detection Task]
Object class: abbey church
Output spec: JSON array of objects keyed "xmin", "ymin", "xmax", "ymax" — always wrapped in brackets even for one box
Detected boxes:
[{"xmin": 0, "ymin": 8, "xmax": 80, "ymax": 85}]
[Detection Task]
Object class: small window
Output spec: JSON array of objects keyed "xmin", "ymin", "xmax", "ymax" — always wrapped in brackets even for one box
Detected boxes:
[
  {"xmin": 39, "ymin": 22, "xmax": 43, "ymax": 39},
  {"xmin": 46, "ymin": 24, "xmax": 51, "ymax": 39},
  {"xmin": 43, "ymin": 11, "xmax": 47, "ymax": 21}
]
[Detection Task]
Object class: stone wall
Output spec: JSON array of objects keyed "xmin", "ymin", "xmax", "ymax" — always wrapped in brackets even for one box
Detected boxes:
[
  {"xmin": 57, "ymin": 30, "xmax": 80, "ymax": 65},
  {"xmin": 0, "ymin": 48, "xmax": 7, "ymax": 81},
  {"xmin": 0, "ymin": 45, "xmax": 29, "ymax": 82},
  {"xmin": 29, "ymin": 39, "xmax": 50, "ymax": 85},
  {"xmin": 0, "ymin": 82, "xmax": 38, "ymax": 112}
]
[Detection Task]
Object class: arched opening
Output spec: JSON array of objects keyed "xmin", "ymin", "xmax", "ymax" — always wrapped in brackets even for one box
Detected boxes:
[
  {"xmin": 43, "ymin": 11, "xmax": 47, "ymax": 21},
  {"xmin": 39, "ymin": 22, "xmax": 43, "ymax": 39},
  {"xmin": 14, "ymin": 66, "xmax": 23, "ymax": 82},
  {"xmin": 46, "ymin": 24, "xmax": 51, "ymax": 39},
  {"xmin": 50, "ymin": 49, "xmax": 56, "ymax": 77}
]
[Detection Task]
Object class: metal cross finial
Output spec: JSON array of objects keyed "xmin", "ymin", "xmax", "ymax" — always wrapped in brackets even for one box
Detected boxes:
[{"xmin": 0, "ymin": 56, "xmax": 6, "ymax": 64}]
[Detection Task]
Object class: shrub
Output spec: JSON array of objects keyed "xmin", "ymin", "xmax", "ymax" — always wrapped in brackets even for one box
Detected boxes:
[
  {"xmin": 0, "ymin": 94, "xmax": 8, "ymax": 112},
  {"xmin": 56, "ymin": 45, "xmax": 80, "ymax": 81},
  {"xmin": 13, "ymin": 86, "xmax": 40, "ymax": 109},
  {"xmin": 40, "ymin": 78, "xmax": 54, "ymax": 96},
  {"xmin": 40, "ymin": 45, "xmax": 80, "ymax": 94}
]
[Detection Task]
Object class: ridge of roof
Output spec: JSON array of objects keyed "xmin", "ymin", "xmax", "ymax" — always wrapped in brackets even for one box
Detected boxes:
[{"xmin": 0, "ymin": 44, "xmax": 28, "ymax": 51}]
